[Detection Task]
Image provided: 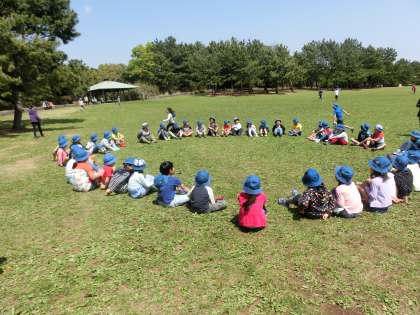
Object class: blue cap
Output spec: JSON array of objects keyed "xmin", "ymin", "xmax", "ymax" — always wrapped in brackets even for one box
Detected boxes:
[
  {"xmin": 293, "ymin": 118, "xmax": 299, "ymax": 124},
  {"xmin": 58, "ymin": 137, "xmax": 68, "ymax": 148},
  {"xmin": 368, "ymin": 156, "xmax": 392, "ymax": 175},
  {"xmin": 90, "ymin": 133, "xmax": 98, "ymax": 142},
  {"xmin": 195, "ymin": 170, "xmax": 210, "ymax": 186},
  {"xmin": 72, "ymin": 134, "xmax": 81, "ymax": 143},
  {"xmin": 112, "ymin": 127, "xmax": 118, "ymax": 133},
  {"xmin": 321, "ymin": 121, "xmax": 329, "ymax": 128},
  {"xmin": 197, "ymin": 120, "xmax": 203, "ymax": 126},
  {"xmin": 392, "ymin": 155, "xmax": 409, "ymax": 171},
  {"xmin": 302, "ymin": 168, "xmax": 323, "ymax": 187},
  {"xmin": 243, "ymin": 175, "xmax": 262, "ymax": 195},
  {"xmin": 261, "ymin": 119, "xmax": 267, "ymax": 124},
  {"xmin": 407, "ymin": 150, "xmax": 420, "ymax": 164},
  {"xmin": 154, "ymin": 174, "xmax": 168, "ymax": 189},
  {"xmin": 104, "ymin": 131, "xmax": 112, "ymax": 140},
  {"xmin": 73, "ymin": 147, "xmax": 89, "ymax": 162},
  {"xmin": 361, "ymin": 123, "xmax": 370, "ymax": 131},
  {"xmin": 57, "ymin": 134, "xmax": 67, "ymax": 141},
  {"xmin": 224, "ymin": 120, "xmax": 230, "ymax": 124},
  {"xmin": 409, "ymin": 130, "xmax": 420, "ymax": 139},
  {"xmin": 159, "ymin": 122, "xmax": 165, "ymax": 128},
  {"xmin": 247, "ymin": 119, "xmax": 252, "ymax": 124},
  {"xmin": 103, "ymin": 153, "xmax": 117, "ymax": 166},
  {"xmin": 132, "ymin": 158, "xmax": 146, "ymax": 171},
  {"xmin": 173, "ymin": 122, "xmax": 179, "ymax": 129},
  {"xmin": 335, "ymin": 166, "xmax": 354, "ymax": 185},
  {"xmin": 123, "ymin": 157, "xmax": 135, "ymax": 165}
]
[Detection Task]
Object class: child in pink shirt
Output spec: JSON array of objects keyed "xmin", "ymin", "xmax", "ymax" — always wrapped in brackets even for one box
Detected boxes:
[
  {"xmin": 237, "ymin": 175, "xmax": 267, "ymax": 231},
  {"xmin": 332, "ymin": 166, "xmax": 363, "ymax": 218},
  {"xmin": 56, "ymin": 137, "xmax": 69, "ymax": 167}
]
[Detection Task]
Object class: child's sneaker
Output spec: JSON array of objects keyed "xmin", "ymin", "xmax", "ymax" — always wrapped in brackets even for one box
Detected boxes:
[{"xmin": 277, "ymin": 198, "xmax": 289, "ymax": 207}]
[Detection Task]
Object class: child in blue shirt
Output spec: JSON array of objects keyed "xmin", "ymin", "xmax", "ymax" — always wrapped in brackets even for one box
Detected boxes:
[
  {"xmin": 154, "ymin": 161, "xmax": 190, "ymax": 207},
  {"xmin": 332, "ymin": 103, "xmax": 354, "ymax": 131}
]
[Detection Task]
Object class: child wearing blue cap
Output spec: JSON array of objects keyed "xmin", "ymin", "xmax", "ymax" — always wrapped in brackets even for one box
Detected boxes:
[
  {"xmin": 154, "ymin": 161, "xmax": 190, "ymax": 207},
  {"xmin": 231, "ymin": 117, "xmax": 242, "ymax": 136},
  {"xmin": 237, "ymin": 175, "xmax": 267, "ymax": 230},
  {"xmin": 307, "ymin": 121, "xmax": 327, "ymax": 141},
  {"xmin": 157, "ymin": 122, "xmax": 171, "ymax": 141},
  {"xmin": 73, "ymin": 147, "xmax": 104, "ymax": 191},
  {"xmin": 55, "ymin": 136, "xmax": 69, "ymax": 167},
  {"xmin": 332, "ymin": 103, "xmax": 353, "ymax": 131},
  {"xmin": 359, "ymin": 124, "xmax": 386, "ymax": 151},
  {"xmin": 221, "ymin": 120, "xmax": 232, "ymax": 137},
  {"xmin": 399, "ymin": 131, "xmax": 420, "ymax": 152},
  {"xmin": 350, "ymin": 123, "xmax": 371, "ymax": 146},
  {"xmin": 100, "ymin": 153, "xmax": 117, "ymax": 189},
  {"xmin": 357, "ymin": 156, "xmax": 396, "ymax": 212},
  {"xmin": 272, "ymin": 119, "xmax": 285, "ymax": 137},
  {"xmin": 406, "ymin": 150, "xmax": 420, "ymax": 191},
  {"xmin": 128, "ymin": 159, "xmax": 156, "ymax": 198},
  {"xmin": 246, "ymin": 120, "xmax": 258, "ymax": 137},
  {"xmin": 171, "ymin": 122, "xmax": 184, "ymax": 138},
  {"xmin": 181, "ymin": 120, "xmax": 193, "ymax": 137},
  {"xmin": 187, "ymin": 170, "xmax": 227, "ymax": 213},
  {"xmin": 106, "ymin": 158, "xmax": 135, "ymax": 195},
  {"xmin": 278, "ymin": 168, "xmax": 335, "ymax": 220},
  {"xmin": 207, "ymin": 117, "xmax": 219, "ymax": 136},
  {"xmin": 259, "ymin": 120, "xmax": 269, "ymax": 137},
  {"xmin": 111, "ymin": 127, "xmax": 126, "ymax": 148},
  {"xmin": 288, "ymin": 118, "xmax": 302, "ymax": 136},
  {"xmin": 100, "ymin": 131, "xmax": 120, "ymax": 151},
  {"xmin": 332, "ymin": 166, "xmax": 363, "ymax": 218},
  {"xmin": 52, "ymin": 135, "xmax": 67, "ymax": 161},
  {"xmin": 86, "ymin": 133, "xmax": 106, "ymax": 154},
  {"xmin": 328, "ymin": 124, "xmax": 349, "ymax": 145},
  {"xmin": 137, "ymin": 123, "xmax": 157, "ymax": 144},
  {"xmin": 196, "ymin": 121, "xmax": 206, "ymax": 138},
  {"xmin": 66, "ymin": 147, "xmax": 98, "ymax": 192},
  {"xmin": 391, "ymin": 155, "xmax": 413, "ymax": 204}
]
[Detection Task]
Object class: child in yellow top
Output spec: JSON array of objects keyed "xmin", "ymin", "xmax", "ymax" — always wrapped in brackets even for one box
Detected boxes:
[
  {"xmin": 112, "ymin": 127, "xmax": 126, "ymax": 147},
  {"xmin": 288, "ymin": 118, "xmax": 302, "ymax": 136}
]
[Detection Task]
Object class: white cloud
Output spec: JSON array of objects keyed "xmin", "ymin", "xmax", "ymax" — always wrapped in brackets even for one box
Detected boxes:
[{"xmin": 84, "ymin": 5, "xmax": 92, "ymax": 15}]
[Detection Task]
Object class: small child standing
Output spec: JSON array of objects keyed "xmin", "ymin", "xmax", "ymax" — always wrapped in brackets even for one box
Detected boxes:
[
  {"xmin": 207, "ymin": 117, "xmax": 219, "ymax": 136},
  {"xmin": 181, "ymin": 120, "xmax": 193, "ymax": 137},
  {"xmin": 332, "ymin": 166, "xmax": 363, "ymax": 218},
  {"xmin": 154, "ymin": 161, "xmax": 190, "ymax": 207},
  {"xmin": 288, "ymin": 118, "xmax": 302, "ymax": 136},
  {"xmin": 56, "ymin": 137, "xmax": 69, "ymax": 167},
  {"xmin": 187, "ymin": 170, "xmax": 227, "ymax": 213},
  {"xmin": 128, "ymin": 159, "xmax": 155, "ymax": 199},
  {"xmin": 101, "ymin": 153, "xmax": 117, "ymax": 189},
  {"xmin": 221, "ymin": 120, "xmax": 232, "ymax": 137},
  {"xmin": 392, "ymin": 155, "xmax": 413, "ymax": 204},
  {"xmin": 259, "ymin": 119, "xmax": 269, "ymax": 136},
  {"xmin": 246, "ymin": 120, "xmax": 258, "ymax": 137},
  {"xmin": 231, "ymin": 117, "xmax": 242, "ymax": 136},
  {"xmin": 328, "ymin": 124, "xmax": 349, "ymax": 145},
  {"xmin": 106, "ymin": 158, "xmax": 135, "ymax": 195},
  {"xmin": 272, "ymin": 119, "xmax": 285, "ymax": 137},
  {"xmin": 196, "ymin": 121, "xmax": 206, "ymax": 138},
  {"xmin": 237, "ymin": 175, "xmax": 267, "ymax": 231}
]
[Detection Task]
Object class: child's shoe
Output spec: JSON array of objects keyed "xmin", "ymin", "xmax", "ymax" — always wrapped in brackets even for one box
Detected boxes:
[{"xmin": 277, "ymin": 198, "xmax": 289, "ymax": 207}]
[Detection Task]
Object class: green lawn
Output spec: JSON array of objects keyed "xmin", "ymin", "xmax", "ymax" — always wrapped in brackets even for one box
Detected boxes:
[{"xmin": 0, "ymin": 88, "xmax": 419, "ymax": 314}]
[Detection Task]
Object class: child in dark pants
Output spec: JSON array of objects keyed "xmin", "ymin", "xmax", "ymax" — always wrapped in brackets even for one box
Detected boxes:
[
  {"xmin": 28, "ymin": 105, "xmax": 44, "ymax": 137},
  {"xmin": 391, "ymin": 155, "xmax": 413, "ymax": 204}
]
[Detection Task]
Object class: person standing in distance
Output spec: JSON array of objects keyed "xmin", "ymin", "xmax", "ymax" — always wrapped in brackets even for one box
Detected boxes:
[
  {"xmin": 334, "ymin": 87, "xmax": 340, "ymax": 100},
  {"xmin": 318, "ymin": 88, "xmax": 323, "ymax": 100},
  {"xmin": 28, "ymin": 105, "xmax": 44, "ymax": 137}
]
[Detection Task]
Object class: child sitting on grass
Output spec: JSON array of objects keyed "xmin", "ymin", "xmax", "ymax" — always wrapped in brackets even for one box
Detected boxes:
[
  {"xmin": 307, "ymin": 121, "xmax": 325, "ymax": 141},
  {"xmin": 278, "ymin": 168, "xmax": 335, "ymax": 220},
  {"xmin": 400, "ymin": 130, "xmax": 420, "ymax": 152},
  {"xmin": 106, "ymin": 158, "xmax": 135, "ymax": 195},
  {"xmin": 246, "ymin": 120, "xmax": 258, "ymax": 137},
  {"xmin": 391, "ymin": 155, "xmax": 413, "ymax": 204},
  {"xmin": 272, "ymin": 119, "xmax": 285, "ymax": 137},
  {"xmin": 86, "ymin": 133, "xmax": 105, "ymax": 154},
  {"xmin": 73, "ymin": 147, "xmax": 104, "ymax": 191},
  {"xmin": 288, "ymin": 118, "xmax": 302, "ymax": 136},
  {"xmin": 350, "ymin": 123, "xmax": 371, "ymax": 146},
  {"xmin": 357, "ymin": 156, "xmax": 395, "ymax": 212},
  {"xmin": 128, "ymin": 159, "xmax": 155, "ymax": 199},
  {"xmin": 111, "ymin": 127, "xmax": 126, "ymax": 148},
  {"xmin": 172, "ymin": 122, "xmax": 184, "ymax": 138},
  {"xmin": 187, "ymin": 170, "xmax": 227, "ymax": 213},
  {"xmin": 360, "ymin": 124, "xmax": 386, "ymax": 151},
  {"xmin": 100, "ymin": 153, "xmax": 117, "ymax": 190},
  {"xmin": 221, "ymin": 120, "xmax": 232, "ymax": 137},
  {"xmin": 52, "ymin": 135, "xmax": 67, "ymax": 161},
  {"xmin": 259, "ymin": 119, "xmax": 269, "ymax": 136},
  {"xmin": 157, "ymin": 122, "xmax": 171, "ymax": 141},
  {"xmin": 237, "ymin": 175, "xmax": 267, "ymax": 231},
  {"xmin": 154, "ymin": 161, "xmax": 190, "ymax": 207},
  {"xmin": 181, "ymin": 120, "xmax": 193, "ymax": 137},
  {"xmin": 137, "ymin": 123, "xmax": 157, "ymax": 144},
  {"xmin": 70, "ymin": 134, "xmax": 83, "ymax": 158},
  {"xmin": 56, "ymin": 136, "xmax": 69, "ymax": 167},
  {"xmin": 207, "ymin": 117, "xmax": 219, "ymax": 136},
  {"xmin": 66, "ymin": 148, "xmax": 99, "ymax": 192},
  {"xmin": 231, "ymin": 117, "xmax": 242, "ymax": 136},
  {"xmin": 101, "ymin": 131, "xmax": 120, "ymax": 151},
  {"xmin": 196, "ymin": 121, "xmax": 206, "ymax": 138},
  {"xmin": 328, "ymin": 124, "xmax": 349, "ymax": 145},
  {"xmin": 332, "ymin": 166, "xmax": 363, "ymax": 218},
  {"xmin": 406, "ymin": 150, "xmax": 420, "ymax": 191}
]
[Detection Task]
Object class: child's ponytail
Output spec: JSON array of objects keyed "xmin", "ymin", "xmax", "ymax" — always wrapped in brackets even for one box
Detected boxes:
[{"xmin": 243, "ymin": 194, "xmax": 257, "ymax": 212}]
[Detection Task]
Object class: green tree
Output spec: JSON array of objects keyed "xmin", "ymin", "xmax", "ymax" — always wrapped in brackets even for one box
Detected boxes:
[{"xmin": 96, "ymin": 63, "xmax": 126, "ymax": 82}]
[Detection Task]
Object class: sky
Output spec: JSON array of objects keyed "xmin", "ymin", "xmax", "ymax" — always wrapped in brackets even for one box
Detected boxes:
[{"xmin": 62, "ymin": 0, "xmax": 420, "ymax": 68}]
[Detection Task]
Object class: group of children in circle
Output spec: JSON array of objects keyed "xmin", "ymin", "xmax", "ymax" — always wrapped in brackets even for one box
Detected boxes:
[{"xmin": 52, "ymin": 106, "xmax": 420, "ymax": 231}]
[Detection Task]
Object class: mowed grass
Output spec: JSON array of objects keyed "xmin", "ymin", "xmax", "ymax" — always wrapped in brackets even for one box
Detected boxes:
[{"xmin": 0, "ymin": 88, "xmax": 419, "ymax": 314}]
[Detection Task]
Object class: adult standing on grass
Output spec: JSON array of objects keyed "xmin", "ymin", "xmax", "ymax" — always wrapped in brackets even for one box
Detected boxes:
[
  {"xmin": 318, "ymin": 88, "xmax": 323, "ymax": 100},
  {"xmin": 117, "ymin": 95, "xmax": 121, "ymax": 106},
  {"xmin": 28, "ymin": 105, "xmax": 44, "ymax": 137}
]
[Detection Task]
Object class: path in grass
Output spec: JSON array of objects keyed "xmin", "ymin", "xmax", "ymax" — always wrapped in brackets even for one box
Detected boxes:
[{"xmin": 0, "ymin": 88, "xmax": 419, "ymax": 314}]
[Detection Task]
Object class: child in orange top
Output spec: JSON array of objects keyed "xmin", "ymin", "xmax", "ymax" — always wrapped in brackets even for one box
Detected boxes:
[
  {"xmin": 361, "ymin": 124, "xmax": 386, "ymax": 151},
  {"xmin": 101, "ymin": 153, "xmax": 117, "ymax": 189},
  {"xmin": 73, "ymin": 148, "xmax": 103, "ymax": 189},
  {"xmin": 221, "ymin": 120, "xmax": 232, "ymax": 137}
]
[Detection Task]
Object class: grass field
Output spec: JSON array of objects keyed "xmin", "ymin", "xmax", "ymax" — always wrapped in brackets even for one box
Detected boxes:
[{"xmin": 0, "ymin": 88, "xmax": 419, "ymax": 314}]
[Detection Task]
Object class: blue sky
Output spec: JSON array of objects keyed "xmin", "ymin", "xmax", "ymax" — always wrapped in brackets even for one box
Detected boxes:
[{"xmin": 62, "ymin": 0, "xmax": 420, "ymax": 67}]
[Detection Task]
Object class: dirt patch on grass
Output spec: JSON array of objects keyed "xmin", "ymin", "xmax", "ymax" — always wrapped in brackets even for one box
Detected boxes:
[
  {"xmin": 0, "ymin": 156, "xmax": 40, "ymax": 178},
  {"xmin": 320, "ymin": 303, "xmax": 363, "ymax": 315}
]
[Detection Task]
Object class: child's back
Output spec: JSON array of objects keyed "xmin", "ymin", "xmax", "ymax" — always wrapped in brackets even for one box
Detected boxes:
[{"xmin": 238, "ymin": 192, "xmax": 267, "ymax": 229}]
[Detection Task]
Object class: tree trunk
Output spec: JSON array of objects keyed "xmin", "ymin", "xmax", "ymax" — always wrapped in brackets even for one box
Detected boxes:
[{"xmin": 12, "ymin": 104, "xmax": 24, "ymax": 130}]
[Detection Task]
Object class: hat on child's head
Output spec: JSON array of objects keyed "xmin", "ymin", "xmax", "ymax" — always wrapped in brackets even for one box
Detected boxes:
[
  {"xmin": 90, "ymin": 133, "xmax": 98, "ymax": 142},
  {"xmin": 58, "ymin": 137, "xmax": 68, "ymax": 148},
  {"xmin": 393, "ymin": 155, "xmax": 409, "ymax": 171},
  {"xmin": 321, "ymin": 121, "xmax": 329, "ymax": 128},
  {"xmin": 73, "ymin": 147, "xmax": 89, "ymax": 162},
  {"xmin": 112, "ymin": 127, "xmax": 118, "ymax": 134},
  {"xmin": 247, "ymin": 119, "xmax": 252, "ymax": 125},
  {"xmin": 209, "ymin": 115, "xmax": 216, "ymax": 120},
  {"xmin": 183, "ymin": 119, "xmax": 188, "ymax": 124},
  {"xmin": 293, "ymin": 118, "xmax": 300, "ymax": 124},
  {"xmin": 407, "ymin": 150, "xmax": 420, "ymax": 164},
  {"xmin": 224, "ymin": 120, "xmax": 230, "ymax": 124},
  {"xmin": 243, "ymin": 175, "xmax": 262, "ymax": 195},
  {"xmin": 302, "ymin": 168, "xmax": 323, "ymax": 187},
  {"xmin": 142, "ymin": 122, "xmax": 149, "ymax": 128},
  {"xmin": 261, "ymin": 119, "xmax": 267, "ymax": 124},
  {"xmin": 104, "ymin": 131, "xmax": 112, "ymax": 140},
  {"xmin": 154, "ymin": 174, "xmax": 168, "ymax": 189},
  {"xmin": 375, "ymin": 124, "xmax": 384, "ymax": 131},
  {"xmin": 133, "ymin": 158, "xmax": 146, "ymax": 171},
  {"xmin": 233, "ymin": 117, "xmax": 240, "ymax": 121},
  {"xmin": 335, "ymin": 166, "xmax": 354, "ymax": 185},
  {"xmin": 72, "ymin": 134, "xmax": 81, "ymax": 143},
  {"xmin": 58, "ymin": 134, "xmax": 67, "ymax": 141},
  {"xmin": 159, "ymin": 122, "xmax": 165, "ymax": 128},
  {"xmin": 195, "ymin": 170, "xmax": 211, "ymax": 186},
  {"xmin": 197, "ymin": 120, "xmax": 203, "ymax": 126},
  {"xmin": 361, "ymin": 123, "xmax": 370, "ymax": 131},
  {"xmin": 409, "ymin": 130, "xmax": 420, "ymax": 139},
  {"xmin": 368, "ymin": 156, "xmax": 392, "ymax": 175},
  {"xmin": 123, "ymin": 157, "xmax": 135, "ymax": 166},
  {"xmin": 336, "ymin": 124, "xmax": 345, "ymax": 131},
  {"xmin": 103, "ymin": 153, "xmax": 117, "ymax": 166}
]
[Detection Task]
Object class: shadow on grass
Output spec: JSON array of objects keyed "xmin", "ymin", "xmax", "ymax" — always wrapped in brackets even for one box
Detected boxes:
[
  {"xmin": 0, "ymin": 118, "xmax": 84, "ymax": 137},
  {"xmin": 230, "ymin": 215, "xmax": 265, "ymax": 233},
  {"xmin": 0, "ymin": 257, "xmax": 7, "ymax": 274}
]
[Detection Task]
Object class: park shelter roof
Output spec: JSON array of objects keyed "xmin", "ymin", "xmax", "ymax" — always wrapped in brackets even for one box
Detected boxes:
[{"xmin": 88, "ymin": 81, "xmax": 137, "ymax": 92}]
